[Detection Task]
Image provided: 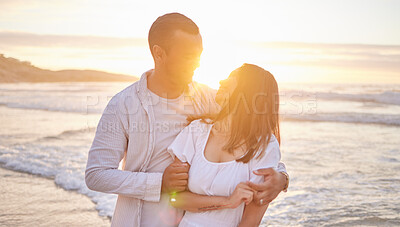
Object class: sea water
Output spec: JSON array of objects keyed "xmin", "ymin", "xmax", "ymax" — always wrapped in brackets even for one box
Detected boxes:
[{"xmin": 0, "ymin": 82, "xmax": 399, "ymax": 226}]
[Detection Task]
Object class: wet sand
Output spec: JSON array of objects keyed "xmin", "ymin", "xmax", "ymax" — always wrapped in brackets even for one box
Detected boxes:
[{"xmin": 0, "ymin": 167, "xmax": 110, "ymax": 226}]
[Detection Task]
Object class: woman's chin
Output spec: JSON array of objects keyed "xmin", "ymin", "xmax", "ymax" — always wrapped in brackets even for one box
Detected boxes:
[
  {"xmin": 215, "ymin": 95, "xmax": 227, "ymax": 107},
  {"xmin": 215, "ymin": 94, "xmax": 223, "ymax": 106}
]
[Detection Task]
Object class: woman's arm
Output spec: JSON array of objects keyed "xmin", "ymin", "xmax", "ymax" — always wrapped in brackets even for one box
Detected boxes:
[
  {"xmin": 238, "ymin": 201, "xmax": 269, "ymax": 227},
  {"xmin": 169, "ymin": 158, "xmax": 254, "ymax": 212},
  {"xmin": 170, "ymin": 191, "xmax": 230, "ymax": 212},
  {"xmin": 171, "ymin": 182, "xmax": 254, "ymax": 212}
]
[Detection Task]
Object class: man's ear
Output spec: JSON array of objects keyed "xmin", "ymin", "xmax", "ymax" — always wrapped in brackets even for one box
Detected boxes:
[{"xmin": 152, "ymin": 45, "xmax": 165, "ymax": 62}]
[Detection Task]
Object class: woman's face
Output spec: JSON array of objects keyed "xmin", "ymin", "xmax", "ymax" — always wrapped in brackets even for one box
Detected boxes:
[{"xmin": 215, "ymin": 74, "xmax": 238, "ymax": 107}]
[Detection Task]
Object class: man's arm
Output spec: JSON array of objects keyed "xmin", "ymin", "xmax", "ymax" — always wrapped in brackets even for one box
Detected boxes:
[
  {"xmin": 85, "ymin": 99, "xmax": 162, "ymax": 202},
  {"xmin": 85, "ymin": 98, "xmax": 187, "ymax": 202},
  {"xmin": 239, "ymin": 201, "xmax": 269, "ymax": 227}
]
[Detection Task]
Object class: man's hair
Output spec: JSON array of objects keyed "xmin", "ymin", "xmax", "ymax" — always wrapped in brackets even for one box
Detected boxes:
[{"xmin": 148, "ymin": 13, "xmax": 199, "ymax": 56}]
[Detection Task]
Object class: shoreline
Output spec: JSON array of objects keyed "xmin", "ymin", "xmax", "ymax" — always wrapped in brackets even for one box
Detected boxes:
[{"xmin": 0, "ymin": 167, "xmax": 110, "ymax": 226}]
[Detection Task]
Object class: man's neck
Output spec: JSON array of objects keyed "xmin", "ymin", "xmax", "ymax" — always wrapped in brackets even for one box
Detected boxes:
[{"xmin": 147, "ymin": 70, "xmax": 186, "ymax": 99}]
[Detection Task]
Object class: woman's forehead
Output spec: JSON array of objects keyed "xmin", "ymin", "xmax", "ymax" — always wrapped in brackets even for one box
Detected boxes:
[{"xmin": 229, "ymin": 68, "xmax": 241, "ymax": 78}]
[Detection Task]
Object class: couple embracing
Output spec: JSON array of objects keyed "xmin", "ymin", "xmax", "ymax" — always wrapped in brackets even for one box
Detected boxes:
[{"xmin": 85, "ymin": 12, "xmax": 289, "ymax": 227}]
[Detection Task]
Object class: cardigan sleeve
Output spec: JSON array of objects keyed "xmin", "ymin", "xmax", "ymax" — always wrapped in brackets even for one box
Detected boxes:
[{"xmin": 85, "ymin": 96, "xmax": 163, "ymax": 202}]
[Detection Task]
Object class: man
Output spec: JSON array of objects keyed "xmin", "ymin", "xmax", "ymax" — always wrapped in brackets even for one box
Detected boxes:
[{"xmin": 85, "ymin": 12, "xmax": 289, "ymax": 226}]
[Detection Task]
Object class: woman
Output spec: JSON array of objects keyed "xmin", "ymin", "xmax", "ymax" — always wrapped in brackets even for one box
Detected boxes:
[{"xmin": 167, "ymin": 64, "xmax": 281, "ymax": 227}]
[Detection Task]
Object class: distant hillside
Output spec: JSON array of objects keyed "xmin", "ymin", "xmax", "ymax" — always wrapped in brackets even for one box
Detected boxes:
[{"xmin": 0, "ymin": 54, "xmax": 138, "ymax": 83}]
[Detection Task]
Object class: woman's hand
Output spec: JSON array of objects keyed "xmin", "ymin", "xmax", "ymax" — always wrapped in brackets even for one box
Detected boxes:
[{"xmin": 227, "ymin": 182, "xmax": 255, "ymax": 209}]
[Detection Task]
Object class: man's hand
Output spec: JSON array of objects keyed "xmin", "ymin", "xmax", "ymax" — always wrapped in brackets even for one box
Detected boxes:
[
  {"xmin": 162, "ymin": 160, "xmax": 189, "ymax": 193},
  {"xmin": 247, "ymin": 168, "xmax": 287, "ymax": 206}
]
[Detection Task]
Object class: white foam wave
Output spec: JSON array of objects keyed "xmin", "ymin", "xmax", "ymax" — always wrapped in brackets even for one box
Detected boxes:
[
  {"xmin": 283, "ymin": 112, "xmax": 400, "ymax": 126},
  {"xmin": 40, "ymin": 128, "xmax": 96, "ymax": 141},
  {"xmin": 282, "ymin": 90, "xmax": 400, "ymax": 106},
  {"xmin": 0, "ymin": 142, "xmax": 116, "ymax": 218},
  {"xmin": 0, "ymin": 101, "xmax": 106, "ymax": 114},
  {"xmin": 315, "ymin": 91, "xmax": 400, "ymax": 106}
]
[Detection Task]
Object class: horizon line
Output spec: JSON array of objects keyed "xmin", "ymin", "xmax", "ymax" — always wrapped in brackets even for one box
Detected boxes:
[{"xmin": 1, "ymin": 30, "xmax": 400, "ymax": 48}]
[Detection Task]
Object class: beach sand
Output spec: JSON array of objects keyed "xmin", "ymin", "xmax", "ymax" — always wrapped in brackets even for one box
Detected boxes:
[{"xmin": 0, "ymin": 167, "xmax": 110, "ymax": 226}]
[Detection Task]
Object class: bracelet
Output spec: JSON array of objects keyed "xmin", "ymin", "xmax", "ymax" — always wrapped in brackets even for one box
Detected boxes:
[{"xmin": 280, "ymin": 172, "xmax": 289, "ymax": 192}]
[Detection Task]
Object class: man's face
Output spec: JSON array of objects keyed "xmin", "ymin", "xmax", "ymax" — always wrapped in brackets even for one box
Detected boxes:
[{"xmin": 163, "ymin": 29, "xmax": 203, "ymax": 86}]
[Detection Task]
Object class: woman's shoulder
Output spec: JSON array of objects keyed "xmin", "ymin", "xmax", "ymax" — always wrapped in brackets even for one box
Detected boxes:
[
  {"xmin": 263, "ymin": 134, "xmax": 280, "ymax": 155},
  {"xmin": 183, "ymin": 119, "xmax": 213, "ymax": 148},
  {"xmin": 250, "ymin": 134, "xmax": 280, "ymax": 159},
  {"xmin": 268, "ymin": 134, "xmax": 278, "ymax": 145},
  {"xmin": 187, "ymin": 119, "xmax": 213, "ymax": 131}
]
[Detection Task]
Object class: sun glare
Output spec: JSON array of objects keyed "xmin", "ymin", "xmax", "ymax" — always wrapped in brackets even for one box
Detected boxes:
[{"xmin": 193, "ymin": 39, "xmax": 242, "ymax": 89}]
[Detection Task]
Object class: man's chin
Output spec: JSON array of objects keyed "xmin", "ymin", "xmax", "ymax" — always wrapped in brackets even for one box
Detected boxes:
[
  {"xmin": 184, "ymin": 77, "xmax": 193, "ymax": 85},
  {"xmin": 180, "ymin": 75, "xmax": 193, "ymax": 85},
  {"xmin": 171, "ymin": 79, "xmax": 192, "ymax": 88}
]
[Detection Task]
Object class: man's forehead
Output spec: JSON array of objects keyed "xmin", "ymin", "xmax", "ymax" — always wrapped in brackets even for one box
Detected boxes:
[
  {"xmin": 168, "ymin": 30, "xmax": 203, "ymax": 53},
  {"xmin": 171, "ymin": 29, "xmax": 202, "ymax": 43}
]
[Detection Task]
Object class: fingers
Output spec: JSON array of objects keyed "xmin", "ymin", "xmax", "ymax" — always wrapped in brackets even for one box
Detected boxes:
[
  {"xmin": 241, "ymin": 183, "xmax": 257, "ymax": 193},
  {"xmin": 229, "ymin": 187, "xmax": 255, "ymax": 208},
  {"xmin": 174, "ymin": 172, "xmax": 189, "ymax": 180},
  {"xmin": 244, "ymin": 191, "xmax": 253, "ymax": 205},
  {"xmin": 247, "ymin": 181, "xmax": 274, "ymax": 205},
  {"xmin": 242, "ymin": 191, "xmax": 253, "ymax": 205},
  {"xmin": 169, "ymin": 180, "xmax": 188, "ymax": 192},
  {"xmin": 253, "ymin": 191, "xmax": 273, "ymax": 205},
  {"xmin": 170, "ymin": 165, "xmax": 189, "ymax": 173},
  {"xmin": 235, "ymin": 183, "xmax": 254, "ymax": 205},
  {"xmin": 171, "ymin": 162, "xmax": 189, "ymax": 167},
  {"xmin": 174, "ymin": 186, "xmax": 186, "ymax": 192},
  {"xmin": 237, "ymin": 182, "xmax": 254, "ymax": 190},
  {"xmin": 173, "ymin": 157, "xmax": 185, "ymax": 164},
  {"xmin": 246, "ymin": 181, "xmax": 265, "ymax": 191},
  {"xmin": 237, "ymin": 182, "xmax": 257, "ymax": 195},
  {"xmin": 252, "ymin": 168, "xmax": 275, "ymax": 176},
  {"xmin": 162, "ymin": 162, "xmax": 190, "ymax": 193},
  {"xmin": 175, "ymin": 179, "xmax": 188, "ymax": 186}
]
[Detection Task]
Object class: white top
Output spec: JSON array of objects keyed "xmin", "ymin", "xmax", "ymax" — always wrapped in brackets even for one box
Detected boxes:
[
  {"xmin": 85, "ymin": 70, "xmax": 287, "ymax": 227},
  {"xmin": 168, "ymin": 120, "xmax": 281, "ymax": 227},
  {"xmin": 141, "ymin": 88, "xmax": 195, "ymax": 226}
]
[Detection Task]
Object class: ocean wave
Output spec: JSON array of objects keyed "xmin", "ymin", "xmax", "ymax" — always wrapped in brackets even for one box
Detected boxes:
[
  {"xmin": 328, "ymin": 216, "xmax": 400, "ymax": 226},
  {"xmin": 41, "ymin": 128, "xmax": 96, "ymax": 141},
  {"xmin": 0, "ymin": 101, "xmax": 105, "ymax": 114},
  {"xmin": 283, "ymin": 112, "xmax": 400, "ymax": 126},
  {"xmin": 315, "ymin": 91, "xmax": 400, "ymax": 106},
  {"xmin": 0, "ymin": 88, "xmax": 105, "ymax": 93},
  {"xmin": 282, "ymin": 90, "xmax": 400, "ymax": 106},
  {"xmin": 0, "ymin": 144, "xmax": 117, "ymax": 218}
]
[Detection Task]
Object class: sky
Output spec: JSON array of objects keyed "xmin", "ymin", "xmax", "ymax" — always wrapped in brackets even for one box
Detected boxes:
[{"xmin": 1, "ymin": 0, "xmax": 399, "ymax": 87}]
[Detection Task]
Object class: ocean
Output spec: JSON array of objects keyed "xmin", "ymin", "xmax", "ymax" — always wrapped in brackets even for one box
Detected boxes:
[{"xmin": 0, "ymin": 82, "xmax": 399, "ymax": 226}]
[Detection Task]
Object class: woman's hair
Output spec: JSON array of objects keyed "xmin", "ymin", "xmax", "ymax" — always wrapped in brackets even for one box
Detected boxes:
[{"xmin": 193, "ymin": 63, "xmax": 280, "ymax": 163}]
